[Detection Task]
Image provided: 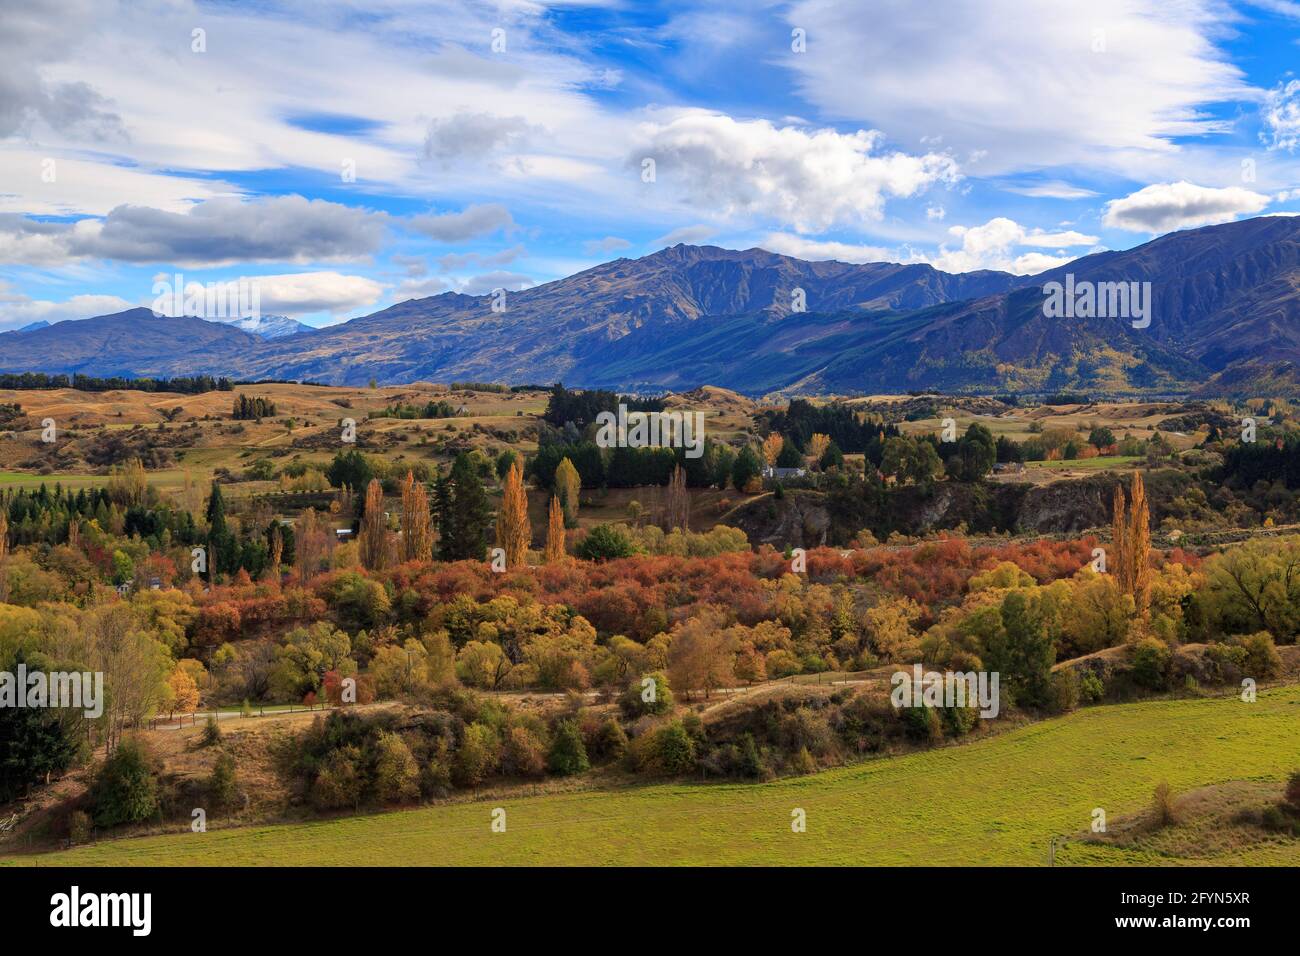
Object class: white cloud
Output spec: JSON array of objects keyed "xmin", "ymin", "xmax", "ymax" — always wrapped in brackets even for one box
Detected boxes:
[
  {"xmin": 925, "ymin": 217, "xmax": 1092, "ymax": 274},
  {"xmin": 759, "ymin": 233, "xmax": 893, "ymax": 264},
  {"xmin": 1002, "ymin": 181, "xmax": 1100, "ymax": 199},
  {"xmin": 782, "ymin": 0, "xmax": 1252, "ymax": 176},
  {"xmin": 1261, "ymin": 79, "xmax": 1300, "ymax": 151},
  {"xmin": 0, "ymin": 283, "xmax": 131, "ymax": 331},
  {"xmin": 247, "ymin": 272, "xmax": 385, "ymax": 316},
  {"xmin": 1102, "ymin": 181, "xmax": 1271, "ymax": 232},
  {"xmin": 582, "ymin": 236, "xmax": 631, "ymax": 256},
  {"xmin": 629, "ymin": 109, "xmax": 959, "ymax": 233},
  {"xmin": 652, "ymin": 224, "xmax": 717, "ymax": 247}
]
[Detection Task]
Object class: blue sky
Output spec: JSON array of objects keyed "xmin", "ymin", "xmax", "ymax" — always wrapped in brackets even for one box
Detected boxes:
[{"xmin": 4, "ymin": 0, "xmax": 1300, "ymax": 331}]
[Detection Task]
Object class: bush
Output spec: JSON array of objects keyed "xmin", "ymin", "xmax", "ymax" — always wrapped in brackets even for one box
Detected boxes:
[
  {"xmin": 574, "ymin": 524, "xmax": 637, "ymax": 561},
  {"xmin": 899, "ymin": 705, "xmax": 941, "ymax": 743},
  {"xmin": 791, "ymin": 746, "xmax": 817, "ymax": 775},
  {"xmin": 1080, "ymin": 670, "xmax": 1105, "ymax": 702},
  {"xmin": 454, "ymin": 722, "xmax": 500, "ymax": 787},
  {"xmin": 1285, "ymin": 770, "xmax": 1300, "ymax": 815},
  {"xmin": 373, "ymin": 732, "xmax": 420, "ymax": 802},
  {"xmin": 1131, "ymin": 638, "xmax": 1171, "ymax": 691},
  {"xmin": 1232, "ymin": 632, "xmax": 1282, "ymax": 680},
  {"xmin": 1049, "ymin": 670, "xmax": 1080, "ymax": 714},
  {"xmin": 618, "ymin": 672, "xmax": 673, "ymax": 718},
  {"xmin": 1152, "ymin": 781, "xmax": 1179, "ymax": 828},
  {"xmin": 593, "ymin": 718, "xmax": 628, "ymax": 761},
  {"xmin": 654, "ymin": 721, "xmax": 697, "ymax": 774},
  {"xmin": 502, "ymin": 725, "xmax": 547, "ymax": 778},
  {"xmin": 67, "ymin": 810, "xmax": 92, "ymax": 845},
  {"xmin": 201, "ymin": 715, "xmax": 222, "ymax": 747},
  {"xmin": 92, "ymin": 738, "xmax": 160, "ymax": 828},
  {"xmin": 209, "ymin": 753, "xmax": 238, "ymax": 809},
  {"xmin": 312, "ymin": 746, "xmax": 363, "ymax": 810},
  {"xmin": 547, "ymin": 720, "xmax": 590, "ymax": 776}
]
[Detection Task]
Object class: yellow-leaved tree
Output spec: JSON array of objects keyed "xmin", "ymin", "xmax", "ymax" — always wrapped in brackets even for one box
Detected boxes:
[
  {"xmin": 555, "ymin": 457, "xmax": 581, "ymax": 527},
  {"xmin": 495, "ymin": 459, "xmax": 531, "ymax": 569}
]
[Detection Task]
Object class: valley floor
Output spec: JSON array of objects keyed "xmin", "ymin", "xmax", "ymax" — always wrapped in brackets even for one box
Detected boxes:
[{"xmin": 8, "ymin": 685, "xmax": 1300, "ymax": 867}]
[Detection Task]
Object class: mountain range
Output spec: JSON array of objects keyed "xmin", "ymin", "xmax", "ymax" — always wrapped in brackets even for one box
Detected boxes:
[{"xmin": 3, "ymin": 215, "xmax": 1300, "ymax": 396}]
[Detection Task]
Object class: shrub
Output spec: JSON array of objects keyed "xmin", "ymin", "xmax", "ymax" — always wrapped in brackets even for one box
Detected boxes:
[
  {"xmin": 201, "ymin": 715, "xmax": 222, "ymax": 747},
  {"xmin": 1080, "ymin": 670, "xmax": 1105, "ymax": 702},
  {"xmin": 618, "ymin": 672, "xmax": 673, "ymax": 718},
  {"xmin": 1152, "ymin": 781, "xmax": 1179, "ymax": 828},
  {"xmin": 209, "ymin": 753, "xmax": 238, "ymax": 809},
  {"xmin": 575, "ymin": 524, "xmax": 637, "ymax": 561},
  {"xmin": 547, "ymin": 720, "xmax": 590, "ymax": 776},
  {"xmin": 654, "ymin": 721, "xmax": 697, "ymax": 774},
  {"xmin": 374, "ymin": 732, "xmax": 420, "ymax": 802},
  {"xmin": 312, "ymin": 746, "xmax": 363, "ymax": 810},
  {"xmin": 1049, "ymin": 670, "xmax": 1080, "ymax": 714},
  {"xmin": 593, "ymin": 718, "xmax": 628, "ymax": 761},
  {"xmin": 454, "ymin": 723, "xmax": 500, "ymax": 787},
  {"xmin": 1131, "ymin": 638, "xmax": 1171, "ymax": 691},
  {"xmin": 791, "ymin": 746, "xmax": 817, "ymax": 775},
  {"xmin": 67, "ymin": 810, "xmax": 92, "ymax": 845},
  {"xmin": 899, "ymin": 705, "xmax": 941, "ymax": 743},
  {"xmin": 1284, "ymin": 770, "xmax": 1300, "ymax": 815},
  {"xmin": 1232, "ymin": 632, "xmax": 1282, "ymax": 680},
  {"xmin": 92, "ymin": 738, "xmax": 160, "ymax": 828},
  {"xmin": 502, "ymin": 725, "xmax": 547, "ymax": 778}
]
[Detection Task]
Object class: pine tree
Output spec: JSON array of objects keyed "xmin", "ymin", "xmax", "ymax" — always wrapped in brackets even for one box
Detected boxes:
[
  {"xmin": 444, "ymin": 453, "xmax": 491, "ymax": 560},
  {"xmin": 205, "ymin": 482, "xmax": 227, "ymax": 537},
  {"xmin": 544, "ymin": 495, "xmax": 567, "ymax": 563},
  {"xmin": 432, "ymin": 465, "xmax": 455, "ymax": 560},
  {"xmin": 359, "ymin": 478, "xmax": 388, "ymax": 571},
  {"xmin": 495, "ymin": 459, "xmax": 530, "ymax": 569}
]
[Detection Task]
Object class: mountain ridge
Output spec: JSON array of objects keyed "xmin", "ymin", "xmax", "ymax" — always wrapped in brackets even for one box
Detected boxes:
[{"xmin": 3, "ymin": 217, "xmax": 1300, "ymax": 395}]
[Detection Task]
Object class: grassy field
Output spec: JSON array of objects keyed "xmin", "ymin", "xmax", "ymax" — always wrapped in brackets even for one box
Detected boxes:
[
  {"xmin": 1024, "ymin": 455, "xmax": 1143, "ymax": 471},
  {"xmin": 12, "ymin": 686, "xmax": 1300, "ymax": 867}
]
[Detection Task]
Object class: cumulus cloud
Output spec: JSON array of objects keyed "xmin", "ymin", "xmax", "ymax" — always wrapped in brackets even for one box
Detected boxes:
[
  {"xmin": 926, "ymin": 217, "xmax": 1095, "ymax": 274},
  {"xmin": 759, "ymin": 233, "xmax": 893, "ymax": 264},
  {"xmin": 0, "ymin": 196, "xmax": 388, "ymax": 267},
  {"xmin": 629, "ymin": 109, "xmax": 959, "ymax": 233},
  {"xmin": 246, "ymin": 272, "xmax": 384, "ymax": 315},
  {"xmin": 0, "ymin": 283, "xmax": 131, "ymax": 331},
  {"xmin": 408, "ymin": 204, "xmax": 515, "ymax": 242},
  {"xmin": 1102, "ymin": 181, "xmax": 1271, "ymax": 233}
]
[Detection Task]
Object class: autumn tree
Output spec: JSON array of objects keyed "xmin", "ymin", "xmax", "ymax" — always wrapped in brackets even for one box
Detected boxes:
[
  {"xmin": 555, "ymin": 456, "xmax": 581, "ymax": 528},
  {"xmin": 359, "ymin": 479, "xmax": 389, "ymax": 571},
  {"xmin": 761, "ymin": 433, "xmax": 784, "ymax": 468},
  {"xmin": 808, "ymin": 432, "xmax": 831, "ymax": 465},
  {"xmin": 166, "ymin": 665, "xmax": 200, "ymax": 719},
  {"xmin": 0, "ymin": 508, "xmax": 8, "ymax": 603},
  {"xmin": 1112, "ymin": 472, "xmax": 1151, "ymax": 613},
  {"xmin": 662, "ymin": 463, "xmax": 689, "ymax": 532},
  {"xmin": 294, "ymin": 507, "xmax": 329, "ymax": 585},
  {"xmin": 667, "ymin": 607, "xmax": 736, "ymax": 699},
  {"xmin": 544, "ymin": 494, "xmax": 567, "ymax": 563},
  {"xmin": 268, "ymin": 523, "xmax": 284, "ymax": 579},
  {"xmin": 495, "ymin": 459, "xmax": 530, "ymax": 569},
  {"xmin": 400, "ymin": 470, "xmax": 433, "ymax": 563}
]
